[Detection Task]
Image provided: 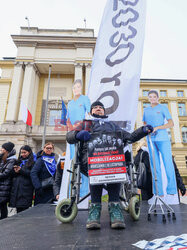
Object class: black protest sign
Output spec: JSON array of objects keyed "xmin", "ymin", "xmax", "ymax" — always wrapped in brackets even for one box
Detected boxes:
[{"xmin": 88, "ymin": 132, "xmax": 127, "ymax": 185}]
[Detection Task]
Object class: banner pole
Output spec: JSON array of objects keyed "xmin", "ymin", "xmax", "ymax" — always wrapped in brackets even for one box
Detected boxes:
[{"xmin": 42, "ymin": 65, "xmax": 52, "ymax": 149}]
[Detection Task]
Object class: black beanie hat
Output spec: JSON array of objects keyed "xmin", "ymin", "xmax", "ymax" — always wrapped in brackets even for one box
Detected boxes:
[
  {"xmin": 90, "ymin": 101, "xmax": 105, "ymax": 114},
  {"xmin": 2, "ymin": 142, "xmax": 15, "ymax": 152}
]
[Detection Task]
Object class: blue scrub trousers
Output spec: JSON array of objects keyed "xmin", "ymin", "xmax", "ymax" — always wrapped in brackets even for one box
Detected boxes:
[{"xmin": 147, "ymin": 139, "xmax": 177, "ymax": 196}]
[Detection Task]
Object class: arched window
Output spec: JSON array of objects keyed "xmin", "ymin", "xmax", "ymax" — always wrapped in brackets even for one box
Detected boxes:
[{"xmin": 182, "ymin": 127, "xmax": 187, "ymax": 143}]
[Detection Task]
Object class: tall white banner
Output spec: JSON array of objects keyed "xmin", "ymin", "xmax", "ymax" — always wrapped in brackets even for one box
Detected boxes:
[{"xmin": 87, "ymin": 0, "xmax": 146, "ymax": 132}]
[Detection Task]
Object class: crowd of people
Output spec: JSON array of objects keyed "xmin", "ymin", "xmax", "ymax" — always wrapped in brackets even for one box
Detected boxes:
[{"xmin": 0, "ymin": 141, "xmax": 63, "ymax": 220}]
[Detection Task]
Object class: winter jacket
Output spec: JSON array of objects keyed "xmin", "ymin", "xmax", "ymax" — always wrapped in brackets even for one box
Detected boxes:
[
  {"xmin": 172, "ymin": 156, "xmax": 186, "ymax": 196},
  {"xmin": 31, "ymin": 151, "xmax": 56, "ymax": 205},
  {"xmin": 134, "ymin": 149, "xmax": 153, "ymax": 200},
  {"xmin": 66, "ymin": 119, "xmax": 149, "ymax": 171},
  {"xmin": 0, "ymin": 150, "xmax": 16, "ymax": 203},
  {"xmin": 9, "ymin": 157, "xmax": 34, "ymax": 208},
  {"xmin": 134, "ymin": 151, "xmax": 186, "ymax": 199}
]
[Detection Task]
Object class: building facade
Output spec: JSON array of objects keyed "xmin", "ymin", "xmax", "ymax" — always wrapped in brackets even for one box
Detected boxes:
[{"xmin": 0, "ymin": 27, "xmax": 186, "ymax": 183}]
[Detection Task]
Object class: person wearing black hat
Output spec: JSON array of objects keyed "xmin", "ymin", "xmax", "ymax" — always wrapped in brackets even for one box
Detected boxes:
[
  {"xmin": 66, "ymin": 101, "xmax": 153, "ymax": 230},
  {"xmin": 0, "ymin": 142, "xmax": 16, "ymax": 219},
  {"xmin": 9, "ymin": 145, "xmax": 35, "ymax": 213}
]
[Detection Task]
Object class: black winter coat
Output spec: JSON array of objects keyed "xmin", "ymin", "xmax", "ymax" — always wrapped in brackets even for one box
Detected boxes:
[
  {"xmin": 134, "ymin": 151, "xmax": 186, "ymax": 199},
  {"xmin": 0, "ymin": 150, "xmax": 16, "ymax": 203},
  {"xmin": 9, "ymin": 158, "xmax": 34, "ymax": 208},
  {"xmin": 66, "ymin": 119, "xmax": 149, "ymax": 171},
  {"xmin": 172, "ymin": 156, "xmax": 186, "ymax": 195},
  {"xmin": 31, "ymin": 151, "xmax": 56, "ymax": 205},
  {"xmin": 134, "ymin": 149, "xmax": 153, "ymax": 200}
]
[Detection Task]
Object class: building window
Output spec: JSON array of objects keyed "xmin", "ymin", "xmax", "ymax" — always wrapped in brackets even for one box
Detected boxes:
[
  {"xmin": 177, "ymin": 91, "xmax": 184, "ymax": 97},
  {"xmin": 143, "ymin": 90, "xmax": 149, "ymax": 97},
  {"xmin": 49, "ymin": 110, "xmax": 62, "ymax": 126},
  {"xmin": 178, "ymin": 103, "xmax": 186, "ymax": 116},
  {"xmin": 161, "ymin": 102, "xmax": 168, "ymax": 108},
  {"xmin": 182, "ymin": 127, "xmax": 187, "ymax": 143},
  {"xmin": 143, "ymin": 102, "xmax": 150, "ymax": 109},
  {"xmin": 160, "ymin": 90, "xmax": 167, "ymax": 97},
  {"xmin": 40, "ymin": 100, "xmax": 66, "ymax": 126}
]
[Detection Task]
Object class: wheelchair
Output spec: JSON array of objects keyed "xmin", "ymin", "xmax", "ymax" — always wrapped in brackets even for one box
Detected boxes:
[{"xmin": 55, "ymin": 140, "xmax": 140, "ymax": 223}]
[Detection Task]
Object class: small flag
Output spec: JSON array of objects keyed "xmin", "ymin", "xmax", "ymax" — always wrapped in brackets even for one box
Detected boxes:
[
  {"xmin": 21, "ymin": 101, "xmax": 32, "ymax": 126},
  {"xmin": 61, "ymin": 100, "xmax": 67, "ymax": 125}
]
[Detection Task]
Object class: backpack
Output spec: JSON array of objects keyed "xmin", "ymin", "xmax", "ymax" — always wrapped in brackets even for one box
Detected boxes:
[{"xmin": 137, "ymin": 151, "xmax": 147, "ymax": 189}]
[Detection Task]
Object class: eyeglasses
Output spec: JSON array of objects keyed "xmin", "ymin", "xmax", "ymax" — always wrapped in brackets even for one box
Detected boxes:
[{"xmin": 45, "ymin": 147, "xmax": 53, "ymax": 150}]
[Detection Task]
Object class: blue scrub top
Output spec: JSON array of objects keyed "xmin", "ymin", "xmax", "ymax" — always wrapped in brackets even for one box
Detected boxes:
[
  {"xmin": 143, "ymin": 104, "xmax": 172, "ymax": 141},
  {"xmin": 67, "ymin": 95, "xmax": 91, "ymax": 125}
]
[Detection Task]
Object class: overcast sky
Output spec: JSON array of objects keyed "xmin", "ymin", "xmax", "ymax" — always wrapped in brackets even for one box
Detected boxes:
[{"xmin": 0, "ymin": 0, "xmax": 187, "ymax": 79}]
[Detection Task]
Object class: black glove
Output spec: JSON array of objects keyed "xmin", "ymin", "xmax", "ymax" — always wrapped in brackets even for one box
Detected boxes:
[
  {"xmin": 143, "ymin": 125, "xmax": 154, "ymax": 134},
  {"xmin": 75, "ymin": 130, "xmax": 91, "ymax": 141},
  {"xmin": 37, "ymin": 188, "xmax": 43, "ymax": 196},
  {"xmin": 181, "ymin": 187, "xmax": 186, "ymax": 196}
]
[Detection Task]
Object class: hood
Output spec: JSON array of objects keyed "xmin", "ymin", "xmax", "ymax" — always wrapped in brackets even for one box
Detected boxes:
[{"xmin": 7, "ymin": 149, "xmax": 16, "ymax": 159}]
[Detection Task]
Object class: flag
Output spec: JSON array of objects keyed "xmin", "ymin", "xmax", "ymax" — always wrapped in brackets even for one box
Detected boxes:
[
  {"xmin": 21, "ymin": 101, "xmax": 32, "ymax": 126},
  {"xmin": 87, "ymin": 0, "xmax": 146, "ymax": 132},
  {"xmin": 61, "ymin": 100, "xmax": 67, "ymax": 125}
]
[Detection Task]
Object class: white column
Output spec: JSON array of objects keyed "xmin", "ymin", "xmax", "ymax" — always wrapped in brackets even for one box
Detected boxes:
[
  {"xmin": 74, "ymin": 63, "xmax": 83, "ymax": 81},
  {"xmin": 6, "ymin": 62, "xmax": 24, "ymax": 122},
  {"xmin": 18, "ymin": 63, "xmax": 37, "ymax": 121},
  {"xmin": 31, "ymin": 73, "xmax": 40, "ymax": 124},
  {"xmin": 136, "ymin": 101, "xmax": 143, "ymax": 128},
  {"xmin": 85, "ymin": 63, "xmax": 92, "ymax": 94},
  {"xmin": 170, "ymin": 101, "xmax": 182, "ymax": 143}
]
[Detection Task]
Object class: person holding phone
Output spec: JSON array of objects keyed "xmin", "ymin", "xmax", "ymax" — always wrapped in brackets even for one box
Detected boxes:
[{"xmin": 9, "ymin": 145, "xmax": 35, "ymax": 213}]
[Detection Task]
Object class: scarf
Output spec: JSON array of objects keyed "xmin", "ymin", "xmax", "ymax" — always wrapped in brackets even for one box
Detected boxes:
[
  {"xmin": 20, "ymin": 159, "xmax": 28, "ymax": 168},
  {"xmin": 42, "ymin": 155, "xmax": 56, "ymax": 176}
]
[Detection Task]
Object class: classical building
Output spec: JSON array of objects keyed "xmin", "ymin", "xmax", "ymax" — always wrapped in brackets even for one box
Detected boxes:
[
  {"xmin": 0, "ymin": 27, "xmax": 95, "ymax": 155},
  {"xmin": 0, "ymin": 27, "xmax": 187, "ymax": 183}
]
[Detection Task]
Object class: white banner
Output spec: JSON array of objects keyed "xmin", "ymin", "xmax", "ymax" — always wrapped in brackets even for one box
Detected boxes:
[{"xmin": 87, "ymin": 0, "xmax": 146, "ymax": 132}]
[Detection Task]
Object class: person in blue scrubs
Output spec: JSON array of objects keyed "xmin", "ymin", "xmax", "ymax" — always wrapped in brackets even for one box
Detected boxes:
[
  {"xmin": 67, "ymin": 79, "xmax": 91, "ymax": 197},
  {"xmin": 67, "ymin": 79, "xmax": 90, "ymax": 126},
  {"xmin": 143, "ymin": 90, "xmax": 177, "ymax": 196}
]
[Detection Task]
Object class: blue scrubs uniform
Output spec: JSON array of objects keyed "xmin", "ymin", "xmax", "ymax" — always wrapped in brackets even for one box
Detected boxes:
[
  {"xmin": 67, "ymin": 95, "xmax": 91, "ymax": 125},
  {"xmin": 143, "ymin": 104, "xmax": 177, "ymax": 196},
  {"xmin": 67, "ymin": 95, "xmax": 91, "ymax": 197}
]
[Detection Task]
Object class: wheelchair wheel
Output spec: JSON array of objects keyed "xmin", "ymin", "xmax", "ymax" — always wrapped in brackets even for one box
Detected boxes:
[
  {"xmin": 55, "ymin": 198, "xmax": 78, "ymax": 223},
  {"xmin": 129, "ymin": 196, "xmax": 140, "ymax": 221}
]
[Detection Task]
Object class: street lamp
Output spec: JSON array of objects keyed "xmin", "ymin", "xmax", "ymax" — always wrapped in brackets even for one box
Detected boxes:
[{"xmin": 25, "ymin": 16, "xmax": 30, "ymax": 30}]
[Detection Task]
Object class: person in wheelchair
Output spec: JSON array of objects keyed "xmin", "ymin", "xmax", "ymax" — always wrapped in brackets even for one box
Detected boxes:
[{"xmin": 66, "ymin": 101, "xmax": 153, "ymax": 230}]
